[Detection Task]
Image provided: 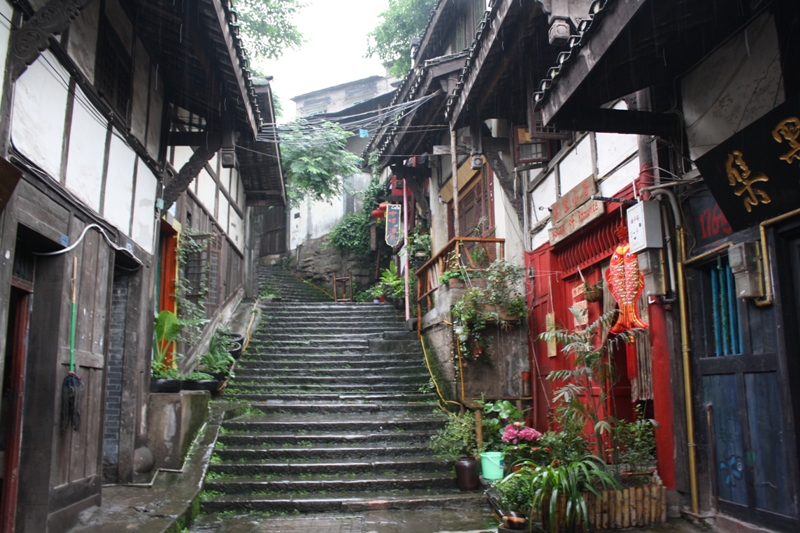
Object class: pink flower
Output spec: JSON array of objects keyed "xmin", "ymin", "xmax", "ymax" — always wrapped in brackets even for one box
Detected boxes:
[{"xmin": 517, "ymin": 426, "xmax": 543, "ymax": 442}]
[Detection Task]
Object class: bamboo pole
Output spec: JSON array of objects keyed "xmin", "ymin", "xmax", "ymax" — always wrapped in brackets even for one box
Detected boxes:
[{"xmin": 622, "ymin": 488, "xmax": 630, "ymax": 527}]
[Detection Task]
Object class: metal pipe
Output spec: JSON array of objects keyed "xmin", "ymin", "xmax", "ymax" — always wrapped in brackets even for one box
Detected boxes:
[
  {"xmin": 403, "ymin": 179, "xmax": 410, "ymax": 321},
  {"xmin": 755, "ymin": 206, "xmax": 800, "ymax": 307},
  {"xmin": 640, "ymin": 185, "xmax": 700, "ymax": 513},
  {"xmin": 677, "ymin": 225, "xmax": 700, "ymax": 513}
]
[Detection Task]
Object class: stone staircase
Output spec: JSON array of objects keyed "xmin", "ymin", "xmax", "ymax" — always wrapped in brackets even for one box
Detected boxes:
[
  {"xmin": 258, "ymin": 264, "xmax": 331, "ymax": 302},
  {"xmin": 199, "ymin": 266, "xmax": 484, "ymax": 515}
]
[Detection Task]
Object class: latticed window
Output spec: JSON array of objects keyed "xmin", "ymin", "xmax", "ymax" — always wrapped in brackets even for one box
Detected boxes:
[{"xmin": 96, "ymin": 15, "xmax": 131, "ymax": 120}]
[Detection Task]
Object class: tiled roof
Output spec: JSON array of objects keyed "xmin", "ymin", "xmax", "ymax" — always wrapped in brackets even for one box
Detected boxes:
[{"xmin": 531, "ymin": 0, "xmax": 615, "ymax": 111}]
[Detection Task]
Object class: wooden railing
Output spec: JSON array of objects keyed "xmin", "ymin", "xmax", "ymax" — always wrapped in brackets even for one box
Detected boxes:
[{"xmin": 415, "ymin": 236, "xmax": 505, "ymax": 322}]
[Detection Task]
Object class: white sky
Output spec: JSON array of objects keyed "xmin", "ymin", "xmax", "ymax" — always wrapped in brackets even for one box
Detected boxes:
[{"xmin": 258, "ymin": 0, "xmax": 390, "ymax": 120}]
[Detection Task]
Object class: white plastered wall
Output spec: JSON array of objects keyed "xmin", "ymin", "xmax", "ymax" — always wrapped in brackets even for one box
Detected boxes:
[
  {"xmin": 132, "ymin": 158, "xmax": 157, "ymax": 254},
  {"xmin": 11, "ymin": 51, "xmax": 69, "ymax": 180},
  {"xmin": 65, "ymin": 85, "xmax": 107, "ymax": 211},
  {"xmin": 104, "ymin": 130, "xmax": 137, "ymax": 234}
]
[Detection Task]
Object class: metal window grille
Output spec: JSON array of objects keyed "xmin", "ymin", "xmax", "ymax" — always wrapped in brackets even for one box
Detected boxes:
[
  {"xmin": 709, "ymin": 257, "xmax": 742, "ymax": 356},
  {"xmin": 96, "ymin": 17, "xmax": 131, "ymax": 119}
]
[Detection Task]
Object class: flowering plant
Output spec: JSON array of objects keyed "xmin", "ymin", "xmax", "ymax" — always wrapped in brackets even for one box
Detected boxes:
[
  {"xmin": 501, "ymin": 423, "xmax": 550, "ymax": 469},
  {"xmin": 502, "ymin": 422, "xmax": 542, "ymax": 444}
]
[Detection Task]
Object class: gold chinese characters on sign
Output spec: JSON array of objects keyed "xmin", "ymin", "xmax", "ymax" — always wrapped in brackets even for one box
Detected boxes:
[
  {"xmin": 723, "ymin": 115, "xmax": 800, "ymax": 213},
  {"xmin": 725, "ymin": 150, "xmax": 771, "ymax": 213},
  {"xmin": 772, "ymin": 116, "xmax": 800, "ymax": 164}
]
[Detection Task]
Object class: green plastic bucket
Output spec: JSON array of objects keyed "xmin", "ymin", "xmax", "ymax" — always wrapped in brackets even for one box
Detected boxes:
[{"xmin": 480, "ymin": 452, "xmax": 504, "ymax": 480}]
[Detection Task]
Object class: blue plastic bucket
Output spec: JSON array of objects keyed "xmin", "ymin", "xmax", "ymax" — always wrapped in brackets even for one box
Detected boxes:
[{"xmin": 480, "ymin": 452, "xmax": 504, "ymax": 480}]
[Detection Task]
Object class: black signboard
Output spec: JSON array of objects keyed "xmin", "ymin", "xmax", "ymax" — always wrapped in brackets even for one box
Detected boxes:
[
  {"xmin": 385, "ymin": 204, "xmax": 402, "ymax": 247},
  {"xmin": 694, "ymin": 93, "xmax": 800, "ymax": 232}
]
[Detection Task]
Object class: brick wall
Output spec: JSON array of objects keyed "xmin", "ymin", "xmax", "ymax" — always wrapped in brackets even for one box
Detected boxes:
[{"xmin": 103, "ymin": 273, "xmax": 128, "ymax": 483}]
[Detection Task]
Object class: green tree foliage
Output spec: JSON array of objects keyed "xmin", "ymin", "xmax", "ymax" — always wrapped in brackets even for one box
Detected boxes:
[
  {"xmin": 233, "ymin": 0, "xmax": 305, "ymax": 63},
  {"xmin": 280, "ymin": 119, "xmax": 362, "ymax": 206},
  {"xmin": 367, "ymin": 0, "xmax": 437, "ymax": 78}
]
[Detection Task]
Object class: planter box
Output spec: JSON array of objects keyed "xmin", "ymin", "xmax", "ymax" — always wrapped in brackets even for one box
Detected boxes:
[{"xmin": 536, "ymin": 473, "xmax": 667, "ymax": 532}]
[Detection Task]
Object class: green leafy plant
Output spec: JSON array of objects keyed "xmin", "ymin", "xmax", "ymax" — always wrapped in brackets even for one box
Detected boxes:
[
  {"xmin": 478, "ymin": 398, "xmax": 524, "ymax": 452},
  {"xmin": 280, "ymin": 119, "xmax": 362, "ymax": 206},
  {"xmin": 152, "ymin": 310, "xmax": 182, "ymax": 378},
  {"xmin": 429, "ymin": 410, "xmax": 479, "ymax": 460},
  {"xmin": 366, "ymin": 0, "xmax": 438, "ymax": 77},
  {"xmin": 184, "ymin": 371, "xmax": 215, "ymax": 381},
  {"xmin": 539, "ymin": 307, "xmax": 620, "ymax": 450},
  {"xmin": 503, "ymin": 455, "xmax": 620, "ymax": 533},
  {"xmin": 407, "ymin": 226, "xmax": 431, "ymax": 259},
  {"xmin": 378, "ymin": 262, "xmax": 405, "ymax": 299},
  {"xmin": 614, "ymin": 405, "xmax": 656, "ymax": 474},
  {"xmin": 200, "ymin": 329, "xmax": 236, "ymax": 378},
  {"xmin": 450, "ymin": 259, "xmax": 527, "ymax": 360}
]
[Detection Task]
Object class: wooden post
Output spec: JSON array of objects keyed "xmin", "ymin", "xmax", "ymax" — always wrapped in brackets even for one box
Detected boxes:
[{"xmin": 450, "ymin": 126, "xmax": 460, "ymax": 237}]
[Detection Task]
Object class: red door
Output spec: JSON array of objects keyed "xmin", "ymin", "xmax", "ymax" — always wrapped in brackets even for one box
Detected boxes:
[{"xmin": 1, "ymin": 285, "xmax": 32, "ymax": 533}]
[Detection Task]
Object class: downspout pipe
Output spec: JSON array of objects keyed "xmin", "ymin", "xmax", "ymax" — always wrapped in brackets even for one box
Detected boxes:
[{"xmin": 640, "ymin": 186, "xmax": 700, "ymax": 513}]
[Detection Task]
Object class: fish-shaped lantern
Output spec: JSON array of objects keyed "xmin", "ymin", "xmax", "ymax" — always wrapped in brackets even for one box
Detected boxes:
[{"xmin": 605, "ymin": 243, "xmax": 648, "ymax": 335}]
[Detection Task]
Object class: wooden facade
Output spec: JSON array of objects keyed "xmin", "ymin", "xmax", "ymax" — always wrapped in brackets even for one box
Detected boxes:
[{"xmin": 0, "ymin": 0, "xmax": 284, "ymax": 531}]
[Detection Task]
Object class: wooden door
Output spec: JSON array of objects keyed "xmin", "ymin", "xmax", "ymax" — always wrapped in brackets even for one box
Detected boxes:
[
  {"xmin": 689, "ymin": 251, "xmax": 799, "ymax": 529},
  {"xmin": 0, "ymin": 286, "xmax": 31, "ymax": 533},
  {"xmin": 259, "ymin": 206, "xmax": 286, "ymax": 257}
]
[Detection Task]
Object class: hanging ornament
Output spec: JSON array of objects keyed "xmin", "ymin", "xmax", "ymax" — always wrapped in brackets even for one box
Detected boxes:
[{"xmin": 605, "ymin": 225, "xmax": 648, "ymax": 379}]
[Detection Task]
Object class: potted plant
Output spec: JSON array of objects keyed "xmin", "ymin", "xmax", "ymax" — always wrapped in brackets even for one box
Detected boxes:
[
  {"xmin": 407, "ymin": 226, "xmax": 431, "ymax": 261},
  {"xmin": 378, "ymin": 262, "xmax": 405, "ymax": 308},
  {"xmin": 450, "ymin": 259, "xmax": 527, "ymax": 361},
  {"xmin": 200, "ymin": 330, "xmax": 236, "ymax": 381},
  {"xmin": 583, "ymin": 279, "xmax": 603, "ymax": 302},
  {"xmin": 181, "ymin": 371, "xmax": 220, "ymax": 393},
  {"xmin": 429, "ymin": 410, "xmax": 481, "ymax": 491},
  {"xmin": 151, "ymin": 310, "xmax": 183, "ymax": 392},
  {"xmin": 503, "ymin": 454, "xmax": 620, "ymax": 533}
]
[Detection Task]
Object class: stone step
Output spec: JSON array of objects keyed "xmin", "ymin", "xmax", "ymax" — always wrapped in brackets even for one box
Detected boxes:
[
  {"xmin": 217, "ymin": 430, "xmax": 436, "ymax": 448},
  {"xmin": 227, "ymin": 374, "xmax": 430, "ymax": 386},
  {"xmin": 225, "ymin": 383, "xmax": 426, "ymax": 394},
  {"xmin": 221, "ymin": 392, "xmax": 433, "ymax": 403},
  {"xmin": 236, "ymin": 360, "xmax": 423, "ymax": 371},
  {"xmin": 207, "ymin": 457, "xmax": 451, "ymax": 477},
  {"xmin": 200, "ymin": 491, "xmax": 486, "ymax": 514},
  {"xmin": 244, "ymin": 401, "xmax": 436, "ymax": 415},
  {"xmin": 221, "ymin": 415, "xmax": 446, "ymax": 434},
  {"xmin": 204, "ymin": 472, "xmax": 457, "ymax": 495},
  {"xmin": 234, "ymin": 364, "xmax": 424, "ymax": 376},
  {"xmin": 241, "ymin": 350, "xmax": 422, "ymax": 361},
  {"xmin": 214, "ymin": 444, "xmax": 433, "ymax": 462}
]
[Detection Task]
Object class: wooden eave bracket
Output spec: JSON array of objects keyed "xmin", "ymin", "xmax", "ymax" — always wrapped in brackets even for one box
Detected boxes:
[
  {"xmin": 161, "ymin": 140, "xmax": 221, "ymax": 210},
  {"xmin": 10, "ymin": 0, "xmax": 93, "ymax": 81}
]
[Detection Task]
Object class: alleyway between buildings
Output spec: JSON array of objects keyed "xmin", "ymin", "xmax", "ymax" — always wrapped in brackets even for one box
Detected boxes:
[{"xmin": 63, "ymin": 265, "xmax": 717, "ymax": 533}]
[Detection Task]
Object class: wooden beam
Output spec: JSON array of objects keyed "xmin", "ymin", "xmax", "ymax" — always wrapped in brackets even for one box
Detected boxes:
[
  {"xmin": 10, "ymin": 0, "xmax": 94, "ymax": 80},
  {"xmin": 166, "ymin": 131, "xmax": 222, "ymax": 147},
  {"xmin": 552, "ymin": 108, "xmax": 681, "ymax": 137},
  {"xmin": 162, "ymin": 141, "xmax": 220, "ymax": 209},
  {"xmin": 539, "ymin": 0, "xmax": 647, "ymax": 125},
  {"xmin": 209, "ymin": 0, "xmax": 257, "ymax": 138},
  {"xmin": 449, "ymin": 0, "xmax": 515, "ymax": 125}
]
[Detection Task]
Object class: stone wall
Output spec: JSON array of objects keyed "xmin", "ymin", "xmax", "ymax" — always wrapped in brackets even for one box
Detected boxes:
[
  {"xmin": 421, "ymin": 283, "xmax": 529, "ymax": 401},
  {"xmin": 289, "ymin": 234, "xmax": 375, "ymax": 289}
]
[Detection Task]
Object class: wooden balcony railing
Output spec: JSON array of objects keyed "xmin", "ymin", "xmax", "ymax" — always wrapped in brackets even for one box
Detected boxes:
[{"xmin": 414, "ymin": 236, "xmax": 505, "ymax": 323}]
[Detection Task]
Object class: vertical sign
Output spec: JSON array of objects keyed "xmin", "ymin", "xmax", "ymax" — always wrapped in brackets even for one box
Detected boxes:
[
  {"xmin": 385, "ymin": 204, "xmax": 402, "ymax": 247},
  {"xmin": 546, "ymin": 312, "xmax": 557, "ymax": 358}
]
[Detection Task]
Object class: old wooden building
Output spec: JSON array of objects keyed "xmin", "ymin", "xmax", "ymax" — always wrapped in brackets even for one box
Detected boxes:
[{"xmin": 0, "ymin": 1, "xmax": 284, "ymax": 532}]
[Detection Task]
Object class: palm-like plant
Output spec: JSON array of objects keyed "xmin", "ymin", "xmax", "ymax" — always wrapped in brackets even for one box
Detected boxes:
[{"xmin": 504, "ymin": 455, "xmax": 620, "ymax": 533}]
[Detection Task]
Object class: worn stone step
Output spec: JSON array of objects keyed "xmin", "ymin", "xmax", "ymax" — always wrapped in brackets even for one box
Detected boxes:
[
  {"xmin": 200, "ymin": 491, "xmax": 486, "ymax": 514},
  {"xmin": 204, "ymin": 472, "xmax": 457, "ymax": 495},
  {"xmin": 214, "ymin": 444, "xmax": 433, "ymax": 462},
  {"xmin": 234, "ymin": 364, "xmax": 424, "ymax": 376},
  {"xmin": 207, "ymin": 457, "xmax": 451, "ymax": 478},
  {"xmin": 221, "ymin": 392, "xmax": 433, "ymax": 403},
  {"xmin": 241, "ymin": 351, "xmax": 422, "ymax": 361},
  {"xmin": 217, "ymin": 430, "xmax": 436, "ymax": 448},
  {"xmin": 229, "ymin": 374, "xmax": 429, "ymax": 387},
  {"xmin": 236, "ymin": 360, "xmax": 423, "ymax": 371},
  {"xmin": 245, "ymin": 401, "xmax": 436, "ymax": 415},
  {"xmin": 221, "ymin": 415, "xmax": 445, "ymax": 434},
  {"xmin": 225, "ymin": 383, "xmax": 425, "ymax": 395}
]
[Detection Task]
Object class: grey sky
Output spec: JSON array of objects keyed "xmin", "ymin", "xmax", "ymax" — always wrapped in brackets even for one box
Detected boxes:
[{"xmin": 259, "ymin": 0, "xmax": 390, "ymax": 120}]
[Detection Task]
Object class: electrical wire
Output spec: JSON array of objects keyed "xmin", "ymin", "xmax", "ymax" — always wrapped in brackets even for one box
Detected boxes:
[{"xmin": 32, "ymin": 223, "xmax": 143, "ymax": 266}]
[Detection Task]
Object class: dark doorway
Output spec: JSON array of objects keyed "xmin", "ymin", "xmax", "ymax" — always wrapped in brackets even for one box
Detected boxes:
[
  {"xmin": 1, "ymin": 242, "xmax": 34, "ymax": 533},
  {"xmin": 259, "ymin": 206, "xmax": 287, "ymax": 257}
]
